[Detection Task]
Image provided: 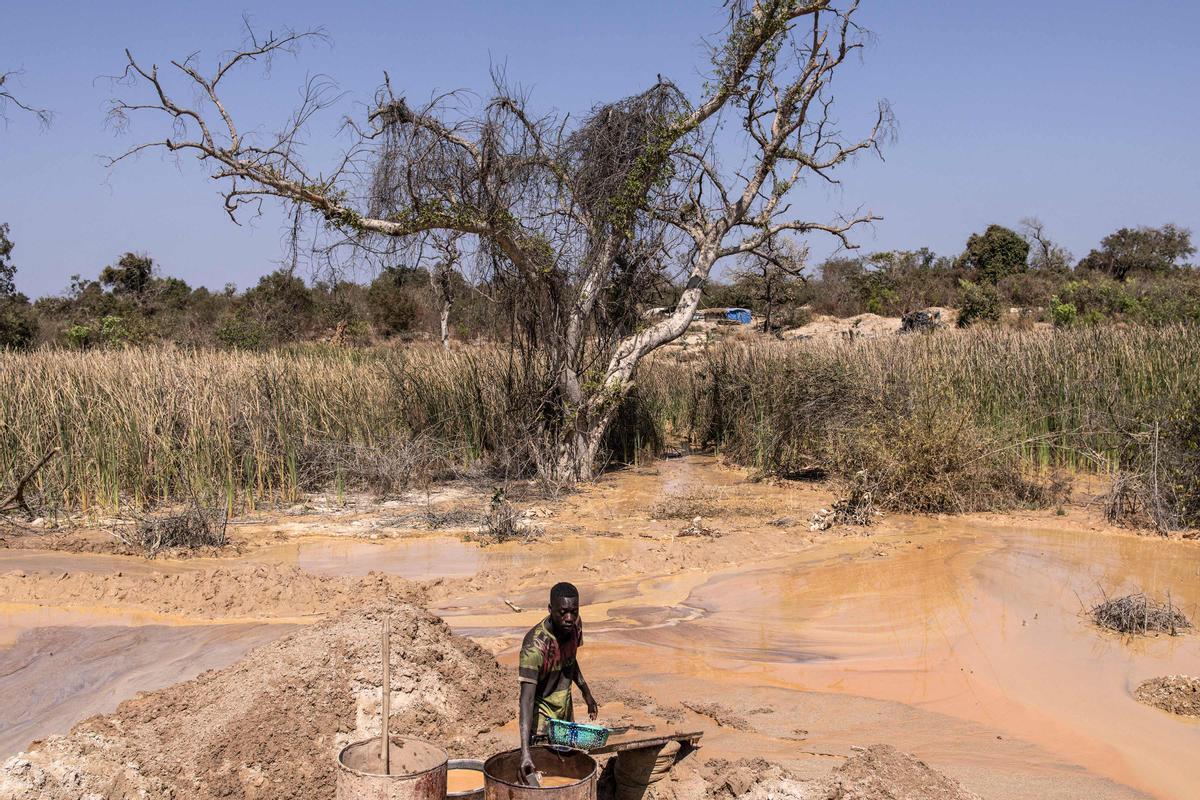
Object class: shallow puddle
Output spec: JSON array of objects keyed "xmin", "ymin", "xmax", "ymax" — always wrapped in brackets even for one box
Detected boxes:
[{"xmin": 0, "ymin": 621, "xmax": 292, "ymax": 757}]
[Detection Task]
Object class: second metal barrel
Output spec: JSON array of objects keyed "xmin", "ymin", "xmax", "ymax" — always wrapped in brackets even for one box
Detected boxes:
[{"xmin": 483, "ymin": 746, "xmax": 597, "ymax": 800}]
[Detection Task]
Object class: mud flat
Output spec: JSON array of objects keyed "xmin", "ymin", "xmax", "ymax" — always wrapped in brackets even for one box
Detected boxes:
[
  {"xmin": 540, "ymin": 524, "xmax": 1200, "ymax": 800},
  {"xmin": 0, "ymin": 622, "xmax": 290, "ymax": 757}
]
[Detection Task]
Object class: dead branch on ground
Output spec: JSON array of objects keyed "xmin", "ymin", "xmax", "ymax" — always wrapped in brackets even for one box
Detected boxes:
[{"xmin": 0, "ymin": 448, "xmax": 58, "ymax": 520}]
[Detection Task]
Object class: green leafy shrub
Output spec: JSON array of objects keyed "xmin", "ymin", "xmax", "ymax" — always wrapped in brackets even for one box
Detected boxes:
[
  {"xmin": 960, "ymin": 224, "xmax": 1030, "ymax": 284},
  {"xmin": 215, "ymin": 314, "xmax": 266, "ymax": 349},
  {"xmin": 66, "ymin": 324, "xmax": 92, "ymax": 349},
  {"xmin": 956, "ymin": 279, "xmax": 1001, "ymax": 327},
  {"xmin": 0, "ymin": 298, "xmax": 35, "ymax": 349},
  {"xmin": 1049, "ymin": 297, "xmax": 1078, "ymax": 328}
]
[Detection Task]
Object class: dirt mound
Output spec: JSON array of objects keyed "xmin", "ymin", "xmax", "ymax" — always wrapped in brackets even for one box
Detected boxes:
[
  {"xmin": 1134, "ymin": 675, "xmax": 1200, "ymax": 716},
  {"xmin": 821, "ymin": 744, "xmax": 981, "ymax": 800},
  {"xmin": 781, "ymin": 314, "xmax": 902, "ymax": 343},
  {"xmin": 0, "ymin": 607, "xmax": 515, "ymax": 800},
  {"xmin": 0, "ymin": 564, "xmax": 428, "ymax": 619}
]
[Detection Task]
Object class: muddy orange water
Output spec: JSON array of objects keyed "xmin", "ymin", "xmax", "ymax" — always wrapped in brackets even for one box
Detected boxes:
[
  {"xmin": 0, "ymin": 618, "xmax": 291, "ymax": 755},
  {"xmin": 447, "ymin": 768, "xmax": 485, "ymax": 792}
]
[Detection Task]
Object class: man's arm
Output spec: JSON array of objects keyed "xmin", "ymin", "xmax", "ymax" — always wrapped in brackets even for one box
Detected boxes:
[
  {"xmin": 518, "ymin": 681, "xmax": 538, "ymax": 783},
  {"xmin": 573, "ymin": 662, "xmax": 599, "ymax": 720}
]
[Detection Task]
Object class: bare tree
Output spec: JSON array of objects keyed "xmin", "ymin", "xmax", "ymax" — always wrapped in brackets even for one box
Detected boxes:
[
  {"xmin": 1020, "ymin": 217, "xmax": 1072, "ymax": 272},
  {"xmin": 107, "ymin": 1, "xmax": 889, "ymax": 482},
  {"xmin": 733, "ymin": 237, "xmax": 808, "ymax": 333},
  {"xmin": 428, "ymin": 233, "xmax": 460, "ymax": 349},
  {"xmin": 0, "ymin": 69, "xmax": 52, "ymax": 129}
]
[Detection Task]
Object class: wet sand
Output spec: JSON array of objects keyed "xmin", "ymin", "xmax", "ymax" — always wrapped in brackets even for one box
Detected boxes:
[{"xmin": 0, "ymin": 621, "xmax": 292, "ymax": 757}]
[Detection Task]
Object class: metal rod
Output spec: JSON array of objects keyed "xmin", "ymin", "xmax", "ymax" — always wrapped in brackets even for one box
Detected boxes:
[{"xmin": 381, "ymin": 617, "xmax": 391, "ymax": 774}]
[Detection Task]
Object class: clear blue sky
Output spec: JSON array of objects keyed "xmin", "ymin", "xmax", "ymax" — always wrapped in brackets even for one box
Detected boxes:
[{"xmin": 2, "ymin": 1, "xmax": 1198, "ymax": 297}]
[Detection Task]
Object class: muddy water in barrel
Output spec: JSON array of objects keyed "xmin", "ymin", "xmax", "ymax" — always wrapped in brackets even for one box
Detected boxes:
[
  {"xmin": 537, "ymin": 776, "xmax": 580, "ymax": 788},
  {"xmin": 447, "ymin": 769, "xmax": 485, "ymax": 792}
]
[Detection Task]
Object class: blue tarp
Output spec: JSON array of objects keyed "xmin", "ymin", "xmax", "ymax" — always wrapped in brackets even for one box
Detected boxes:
[{"xmin": 724, "ymin": 308, "xmax": 752, "ymax": 324}]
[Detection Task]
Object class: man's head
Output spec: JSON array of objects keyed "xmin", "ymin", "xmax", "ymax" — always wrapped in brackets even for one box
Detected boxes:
[{"xmin": 548, "ymin": 582, "xmax": 580, "ymax": 637}]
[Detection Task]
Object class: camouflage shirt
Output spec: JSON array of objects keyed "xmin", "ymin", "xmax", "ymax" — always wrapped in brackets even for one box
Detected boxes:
[{"xmin": 518, "ymin": 616, "xmax": 583, "ymax": 723}]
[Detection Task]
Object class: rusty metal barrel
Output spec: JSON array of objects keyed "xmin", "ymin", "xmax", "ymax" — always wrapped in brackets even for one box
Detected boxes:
[
  {"xmin": 448, "ymin": 758, "xmax": 486, "ymax": 800},
  {"xmin": 335, "ymin": 735, "xmax": 448, "ymax": 800},
  {"xmin": 483, "ymin": 746, "xmax": 597, "ymax": 800}
]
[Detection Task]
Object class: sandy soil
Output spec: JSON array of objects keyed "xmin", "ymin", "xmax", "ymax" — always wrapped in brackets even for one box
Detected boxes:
[
  {"xmin": 1134, "ymin": 676, "xmax": 1200, "ymax": 717},
  {"xmin": 0, "ymin": 563, "xmax": 427, "ymax": 620}
]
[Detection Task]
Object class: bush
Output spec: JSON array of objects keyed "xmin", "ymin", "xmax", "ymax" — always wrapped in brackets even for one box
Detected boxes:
[
  {"xmin": 1105, "ymin": 396, "xmax": 1200, "ymax": 533},
  {"xmin": 1130, "ymin": 275, "xmax": 1200, "ymax": 325},
  {"xmin": 1091, "ymin": 592, "xmax": 1190, "ymax": 636},
  {"xmin": 215, "ymin": 313, "xmax": 266, "ymax": 349},
  {"xmin": 66, "ymin": 324, "xmax": 92, "ymax": 349},
  {"xmin": 244, "ymin": 270, "xmax": 316, "ymax": 344},
  {"xmin": 129, "ymin": 501, "xmax": 228, "ymax": 556},
  {"xmin": 683, "ymin": 345, "xmax": 1055, "ymax": 514},
  {"xmin": 1049, "ymin": 297, "xmax": 1077, "ymax": 328},
  {"xmin": 956, "ymin": 279, "xmax": 1001, "ymax": 327},
  {"xmin": 818, "ymin": 383, "xmax": 1053, "ymax": 514},
  {"xmin": 996, "ymin": 270, "xmax": 1058, "ymax": 308},
  {"xmin": 0, "ymin": 298, "xmax": 35, "ymax": 349},
  {"xmin": 367, "ymin": 269, "xmax": 422, "ymax": 336},
  {"xmin": 960, "ymin": 224, "xmax": 1030, "ymax": 284}
]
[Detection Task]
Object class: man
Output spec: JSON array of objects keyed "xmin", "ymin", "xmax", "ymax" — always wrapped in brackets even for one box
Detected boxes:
[{"xmin": 518, "ymin": 582, "xmax": 599, "ymax": 784}]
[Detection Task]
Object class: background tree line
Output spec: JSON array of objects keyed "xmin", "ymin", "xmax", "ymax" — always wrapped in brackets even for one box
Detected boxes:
[{"xmin": 0, "ymin": 218, "xmax": 1196, "ymax": 351}]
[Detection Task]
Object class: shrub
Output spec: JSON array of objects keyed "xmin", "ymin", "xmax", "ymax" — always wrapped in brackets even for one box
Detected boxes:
[
  {"xmin": 956, "ymin": 279, "xmax": 1001, "ymax": 327},
  {"xmin": 960, "ymin": 224, "xmax": 1030, "ymax": 284},
  {"xmin": 367, "ymin": 269, "xmax": 422, "ymax": 336},
  {"xmin": 215, "ymin": 313, "xmax": 266, "ymax": 349},
  {"xmin": 682, "ymin": 344, "xmax": 1055, "ymax": 514},
  {"xmin": 1049, "ymin": 297, "xmax": 1077, "ymax": 328},
  {"xmin": 130, "ymin": 502, "xmax": 228, "ymax": 556},
  {"xmin": 818, "ymin": 383, "xmax": 1053, "ymax": 514},
  {"xmin": 1091, "ymin": 592, "xmax": 1190, "ymax": 636},
  {"xmin": 100, "ymin": 315, "xmax": 131, "ymax": 346},
  {"xmin": 0, "ymin": 298, "xmax": 35, "ymax": 349},
  {"xmin": 66, "ymin": 324, "xmax": 92, "ymax": 349}
]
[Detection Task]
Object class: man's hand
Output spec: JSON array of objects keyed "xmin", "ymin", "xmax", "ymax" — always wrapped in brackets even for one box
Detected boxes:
[
  {"xmin": 519, "ymin": 750, "xmax": 537, "ymax": 786},
  {"xmin": 584, "ymin": 690, "xmax": 599, "ymax": 721}
]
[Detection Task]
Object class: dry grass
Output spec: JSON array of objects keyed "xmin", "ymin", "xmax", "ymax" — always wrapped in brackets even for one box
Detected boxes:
[
  {"xmin": 472, "ymin": 487, "xmax": 540, "ymax": 544},
  {"xmin": 0, "ymin": 345, "xmax": 663, "ymax": 514},
  {"xmin": 658, "ymin": 326, "xmax": 1200, "ymax": 516},
  {"xmin": 126, "ymin": 501, "xmax": 228, "ymax": 556},
  {"xmin": 2, "ymin": 326, "xmax": 1198, "ymax": 521},
  {"xmin": 1091, "ymin": 592, "xmax": 1191, "ymax": 636}
]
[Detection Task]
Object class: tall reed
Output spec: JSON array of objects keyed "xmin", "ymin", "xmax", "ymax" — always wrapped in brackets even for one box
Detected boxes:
[{"xmin": 2, "ymin": 326, "xmax": 1197, "ymax": 516}]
